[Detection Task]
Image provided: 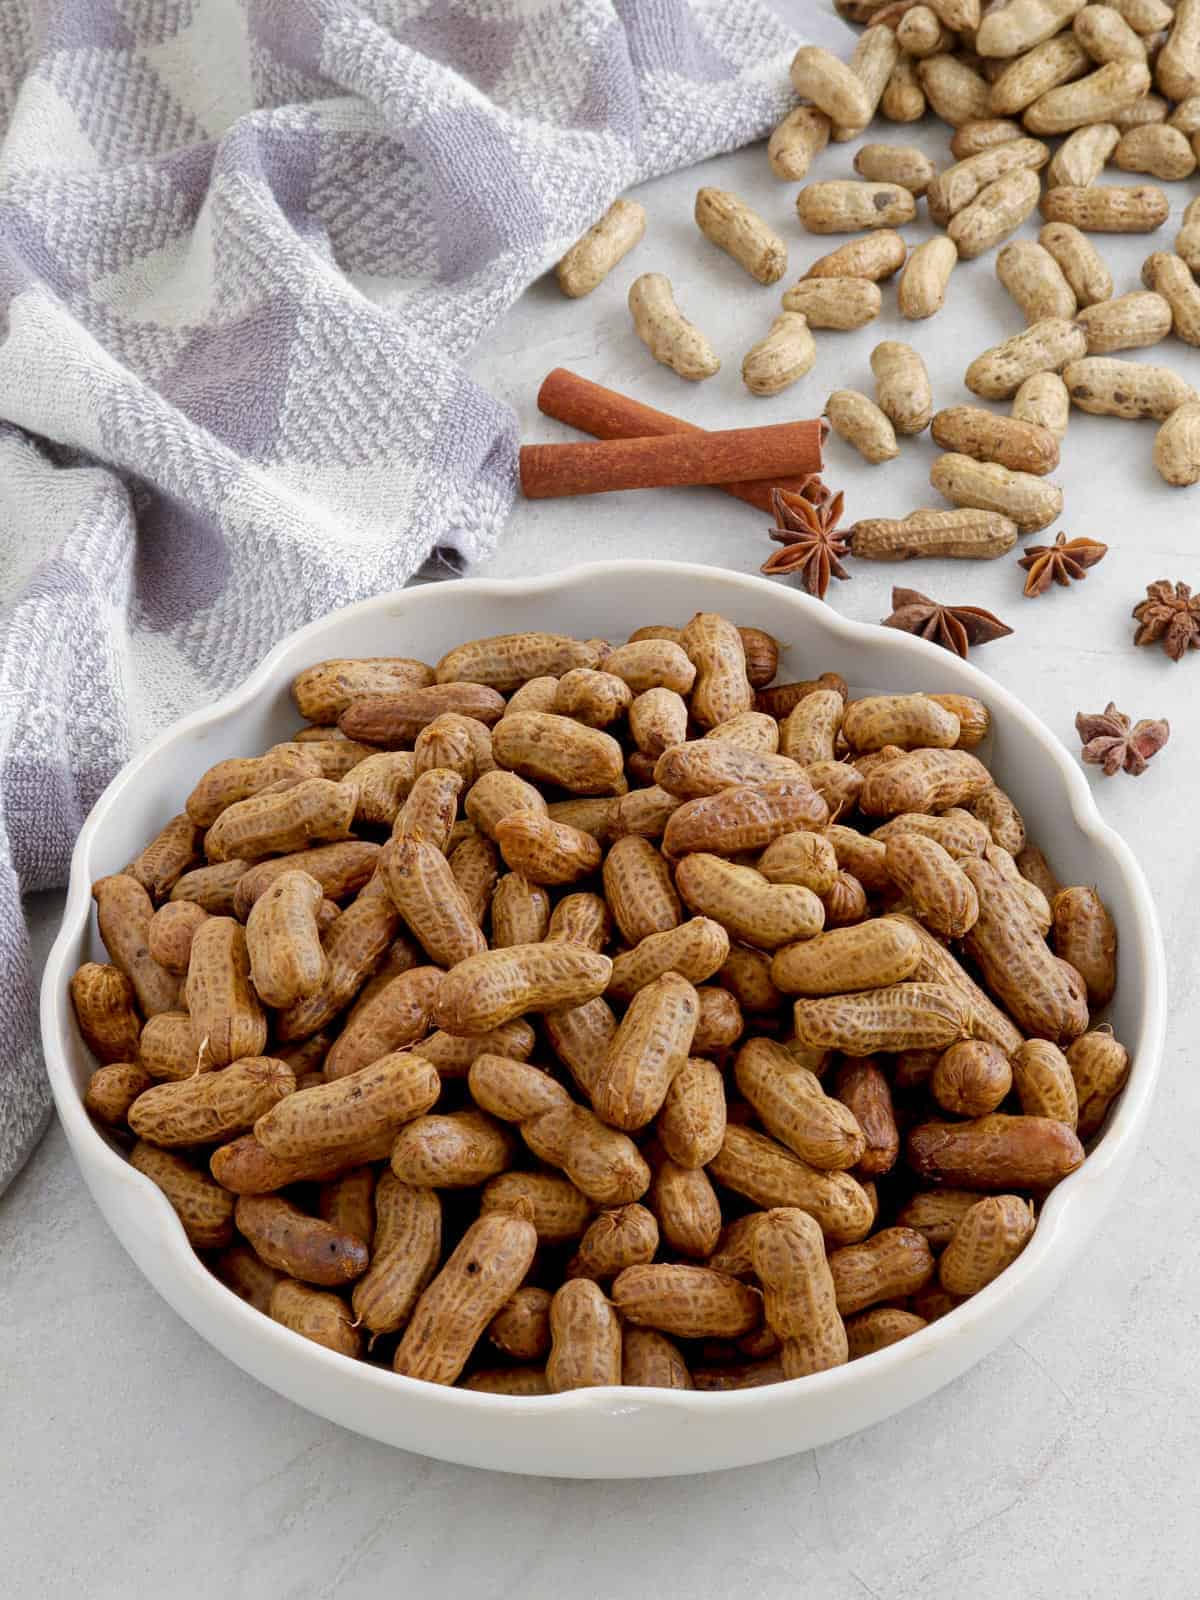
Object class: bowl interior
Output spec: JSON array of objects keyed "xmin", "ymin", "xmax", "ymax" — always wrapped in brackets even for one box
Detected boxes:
[{"xmin": 41, "ymin": 561, "xmax": 1165, "ymax": 1476}]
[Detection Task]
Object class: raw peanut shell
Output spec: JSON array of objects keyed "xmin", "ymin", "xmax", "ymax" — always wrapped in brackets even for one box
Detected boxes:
[
  {"xmin": 803, "ymin": 230, "xmax": 908, "ymax": 282},
  {"xmin": 556, "ymin": 199, "xmax": 646, "ymax": 297},
  {"xmin": 930, "ymin": 452, "xmax": 1063, "ymax": 531},
  {"xmin": 872, "ymin": 340, "xmax": 933, "ymax": 434},
  {"xmin": 768, "ymin": 105, "xmax": 831, "ymax": 181},
  {"xmin": 849, "ymin": 509, "xmax": 1018, "ymax": 560},
  {"xmin": 1039, "ymin": 180, "xmax": 1169, "ymax": 230},
  {"xmin": 1077, "ymin": 289, "xmax": 1172, "ymax": 351},
  {"xmin": 1062, "ymin": 355, "xmax": 1197, "ymax": 416},
  {"xmin": 826, "ymin": 389, "xmax": 899, "ymax": 463},
  {"xmin": 627, "ymin": 273, "xmax": 720, "ymax": 382},
  {"xmin": 695, "ymin": 187, "xmax": 787, "ymax": 284},
  {"xmin": 897, "ymin": 235, "xmax": 959, "ymax": 320},
  {"xmin": 947, "ymin": 167, "xmax": 1043, "ymax": 258}
]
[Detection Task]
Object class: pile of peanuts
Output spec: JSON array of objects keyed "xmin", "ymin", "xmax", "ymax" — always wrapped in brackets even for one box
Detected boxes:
[
  {"xmin": 556, "ymin": 0, "xmax": 1200, "ymax": 521},
  {"xmin": 73, "ymin": 620, "xmax": 1131, "ymax": 1394}
]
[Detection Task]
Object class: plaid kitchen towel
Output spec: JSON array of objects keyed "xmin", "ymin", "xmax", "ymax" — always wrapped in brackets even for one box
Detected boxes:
[{"xmin": 0, "ymin": 0, "xmax": 841, "ymax": 1194}]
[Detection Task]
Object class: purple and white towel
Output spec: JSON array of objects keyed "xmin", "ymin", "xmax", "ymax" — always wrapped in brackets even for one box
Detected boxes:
[{"xmin": 0, "ymin": 0, "xmax": 826, "ymax": 1193}]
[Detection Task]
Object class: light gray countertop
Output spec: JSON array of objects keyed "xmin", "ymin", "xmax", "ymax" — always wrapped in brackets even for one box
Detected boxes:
[{"xmin": 7, "ymin": 73, "xmax": 1200, "ymax": 1600}]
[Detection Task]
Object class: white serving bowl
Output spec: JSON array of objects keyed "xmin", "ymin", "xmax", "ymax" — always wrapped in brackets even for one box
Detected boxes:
[{"xmin": 41, "ymin": 561, "xmax": 1165, "ymax": 1479}]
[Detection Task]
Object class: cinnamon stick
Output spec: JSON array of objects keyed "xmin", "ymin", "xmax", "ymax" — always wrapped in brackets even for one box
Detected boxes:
[
  {"xmin": 519, "ymin": 420, "xmax": 826, "ymax": 501},
  {"xmin": 536, "ymin": 368, "xmax": 826, "ymax": 511}
]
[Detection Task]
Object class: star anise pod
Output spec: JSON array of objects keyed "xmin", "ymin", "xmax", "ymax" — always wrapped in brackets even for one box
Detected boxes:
[
  {"xmin": 1076, "ymin": 702, "xmax": 1170, "ymax": 777},
  {"xmin": 882, "ymin": 587, "xmax": 1013, "ymax": 659},
  {"xmin": 761, "ymin": 486, "xmax": 850, "ymax": 600},
  {"xmin": 1018, "ymin": 531, "xmax": 1108, "ymax": 597},
  {"xmin": 1132, "ymin": 579, "xmax": 1200, "ymax": 660}
]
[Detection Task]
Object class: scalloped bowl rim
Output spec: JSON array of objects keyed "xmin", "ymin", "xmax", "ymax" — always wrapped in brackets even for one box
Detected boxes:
[{"xmin": 40, "ymin": 561, "xmax": 1166, "ymax": 1475}]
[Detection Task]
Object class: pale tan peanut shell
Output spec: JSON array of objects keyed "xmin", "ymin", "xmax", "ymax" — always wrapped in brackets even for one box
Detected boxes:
[
  {"xmin": 203, "ymin": 778, "xmax": 355, "ymax": 863},
  {"xmin": 778, "ymin": 688, "xmax": 844, "ymax": 767},
  {"xmin": 650, "ymin": 1157, "xmax": 722, "ymax": 1258},
  {"xmin": 884, "ymin": 833, "xmax": 980, "ymax": 938},
  {"xmin": 950, "ymin": 118, "xmax": 1025, "ymax": 157},
  {"xmin": 976, "ymin": 0, "xmax": 1087, "ymax": 57},
  {"xmin": 832, "ymin": 20, "xmax": 898, "ymax": 137},
  {"xmin": 628, "ymin": 689, "xmax": 686, "ymax": 760},
  {"xmin": 487, "ymin": 1286, "xmax": 553, "ymax": 1361},
  {"xmin": 850, "ymin": 508, "xmax": 1018, "ymax": 560},
  {"xmin": 825, "ymin": 389, "xmax": 899, "ymax": 463},
  {"xmin": 393, "ymin": 1211, "xmax": 539, "ymax": 1385},
  {"xmin": 435, "ymin": 631, "xmax": 601, "ymax": 690},
  {"xmin": 1052, "ymin": 884, "xmax": 1117, "ymax": 1007},
  {"xmin": 481, "ymin": 1172, "xmax": 593, "ymax": 1244},
  {"xmin": 795, "ymin": 180, "xmax": 916, "ymax": 233},
  {"xmin": 792, "ymin": 982, "xmax": 971, "ymax": 1055},
  {"xmin": 1012, "ymin": 370, "xmax": 1072, "ymax": 440},
  {"xmin": 84, "ymin": 1062, "xmax": 153, "ymax": 1126},
  {"xmin": 1142, "ymin": 251, "xmax": 1200, "ymax": 345},
  {"xmin": 1156, "ymin": 0, "xmax": 1200, "ymax": 98},
  {"xmin": 789, "ymin": 44, "xmax": 873, "ymax": 127},
  {"xmin": 591, "ymin": 970, "xmax": 698, "ymax": 1131},
  {"xmin": 759, "ymin": 830, "xmax": 838, "ymax": 895},
  {"xmin": 996, "ymin": 239, "xmax": 1078, "ymax": 323},
  {"xmin": 709, "ymin": 1125, "xmax": 874, "ymax": 1244},
  {"xmin": 627, "ymin": 272, "xmax": 719, "ymax": 381},
  {"xmin": 1040, "ymin": 181, "xmax": 1168, "ymax": 230},
  {"xmin": 186, "ymin": 748, "xmax": 321, "ymax": 829},
  {"xmin": 768, "ymin": 104, "xmax": 831, "ymax": 180},
  {"xmin": 545, "ymin": 1280, "xmax": 622, "ymax": 1391},
  {"xmin": 871, "ymin": 340, "xmax": 932, "ymax": 434},
  {"xmin": 703, "ymin": 710, "xmax": 780, "ymax": 753},
  {"xmin": 170, "ymin": 859, "xmax": 250, "ymax": 915},
  {"xmin": 1077, "ymin": 289, "xmax": 1172, "ymax": 350},
  {"xmin": 897, "ymin": 6, "xmax": 954, "ymax": 58},
  {"xmin": 291, "ymin": 656, "xmax": 434, "ymax": 723},
  {"xmin": 556, "ymin": 198, "xmax": 646, "ymax": 297},
  {"xmin": 1012, "ymin": 1038, "xmax": 1079, "ymax": 1125},
  {"xmin": 71, "ymin": 962, "xmax": 142, "ymax": 1064},
  {"xmin": 853, "ymin": 141, "xmax": 937, "ymax": 194},
  {"xmin": 846, "ymin": 1309, "xmax": 927, "ymax": 1359},
  {"xmin": 236, "ymin": 1195, "xmax": 368, "ymax": 1286},
  {"xmin": 679, "ymin": 612, "xmax": 753, "ymax": 729},
  {"xmin": 1076, "ymin": 2, "xmax": 1147, "ymax": 61},
  {"xmin": 962, "ymin": 857, "xmax": 1090, "ymax": 1041},
  {"xmin": 829, "ymin": 1228, "xmax": 935, "ymax": 1318},
  {"xmin": 718, "ymin": 944, "xmax": 784, "ymax": 1014},
  {"xmin": 695, "ymin": 187, "xmax": 787, "ymax": 284},
  {"xmin": 897, "ymin": 235, "xmax": 959, "ymax": 320},
  {"xmin": 930, "ymin": 452, "xmax": 1064, "ymax": 532},
  {"xmin": 1170, "ymin": 95, "xmax": 1200, "ymax": 134},
  {"xmin": 932, "ymin": 1039, "xmax": 1014, "ymax": 1116},
  {"xmin": 781, "ymin": 277, "xmax": 883, "ymax": 329},
  {"xmin": 1114, "ymin": 122, "xmax": 1197, "ymax": 177},
  {"xmin": 1153, "ymin": 400, "xmax": 1200, "ymax": 483},
  {"xmin": 803, "ymin": 230, "xmax": 908, "ymax": 282},
  {"xmin": 603, "ymin": 637, "xmax": 696, "ymax": 695},
  {"xmin": 435, "ymin": 942, "xmax": 612, "ymax": 1036},
  {"xmin": 232, "ymin": 841, "xmax": 379, "ymax": 920},
  {"xmin": 833, "ymin": 1058, "xmax": 899, "ymax": 1176},
  {"xmin": 583, "ymin": 677, "xmax": 658, "ymax": 738},
  {"xmin": 918, "ymin": 52, "xmax": 993, "ymax": 125},
  {"xmin": 1047, "ymin": 121, "xmax": 1121, "ymax": 185},
  {"xmin": 741, "ymin": 313, "xmax": 816, "ymax": 397},
  {"xmin": 611, "ymin": 1264, "xmax": 760, "ymax": 1339},
  {"xmin": 965, "ymin": 316, "xmax": 1087, "ymax": 400},
  {"xmin": 842, "ymin": 693, "xmax": 961, "ymax": 753},
  {"xmin": 1062, "ymin": 355, "xmax": 1198, "ymax": 415},
  {"xmin": 1068, "ymin": 1027, "xmax": 1131, "ymax": 1136},
  {"xmin": 568, "ymin": 1203, "xmax": 659, "ymax": 1281},
  {"xmin": 127, "ymin": 812, "xmax": 202, "ymax": 902},
  {"xmin": 270, "ymin": 1280, "xmax": 361, "ymax": 1358},
  {"xmin": 932, "ymin": 403, "xmax": 1060, "ymax": 474},
  {"xmin": 389, "ymin": 1111, "xmax": 516, "ymax": 1189},
  {"xmin": 658, "ymin": 1057, "xmax": 726, "ymax": 1168},
  {"xmin": 1179, "ymin": 194, "xmax": 1200, "ymax": 270},
  {"xmin": 990, "ymin": 34, "xmax": 1093, "ymax": 116},
  {"xmin": 881, "ymin": 53, "xmax": 927, "ymax": 122},
  {"xmin": 600, "ymin": 835, "xmax": 679, "ymax": 946},
  {"xmin": 752, "ymin": 1208, "xmax": 847, "ymax": 1377},
  {"xmin": 129, "ymin": 1056, "xmax": 293, "ymax": 1148},
  {"xmin": 1039, "ymin": 220, "xmax": 1114, "ymax": 305},
  {"xmin": 130, "ymin": 1141, "xmax": 234, "ymax": 1248},
  {"xmin": 506, "ymin": 675, "xmax": 560, "ymax": 716},
  {"xmin": 621, "ymin": 1327, "xmax": 693, "ymax": 1389},
  {"xmin": 1022, "ymin": 57, "xmax": 1150, "ymax": 133},
  {"xmin": 927, "ymin": 138, "xmax": 1050, "ymax": 225},
  {"xmin": 92, "ymin": 875, "xmax": 181, "ymax": 1017},
  {"xmin": 734, "ymin": 1039, "xmax": 866, "ymax": 1170},
  {"xmin": 860, "ymin": 747, "xmax": 993, "ymax": 815},
  {"xmin": 947, "ymin": 166, "xmax": 1043, "ymax": 258},
  {"xmin": 940, "ymin": 1195, "xmax": 1036, "ymax": 1295},
  {"xmin": 770, "ymin": 916, "xmax": 921, "ymax": 997}
]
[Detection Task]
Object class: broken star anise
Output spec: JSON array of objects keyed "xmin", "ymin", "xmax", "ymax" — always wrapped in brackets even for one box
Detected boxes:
[
  {"xmin": 882, "ymin": 587, "xmax": 1013, "ymax": 659},
  {"xmin": 761, "ymin": 485, "xmax": 850, "ymax": 600},
  {"xmin": 1018, "ymin": 531, "xmax": 1108, "ymax": 597},
  {"xmin": 1076, "ymin": 703, "xmax": 1170, "ymax": 777},
  {"xmin": 1132, "ymin": 579, "xmax": 1200, "ymax": 661}
]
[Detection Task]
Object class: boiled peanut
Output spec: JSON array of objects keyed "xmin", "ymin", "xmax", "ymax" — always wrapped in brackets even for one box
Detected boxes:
[
  {"xmin": 828, "ymin": 1227, "xmax": 934, "ymax": 1316},
  {"xmin": 493, "ymin": 710, "xmax": 624, "ymax": 795},
  {"xmin": 977, "ymin": 0, "xmax": 1088, "ymax": 58},
  {"xmin": 676, "ymin": 854, "xmax": 823, "ymax": 952},
  {"xmin": 568, "ymin": 1203, "xmax": 659, "ymax": 1281},
  {"xmin": 464, "ymin": 769, "xmax": 547, "ymax": 842},
  {"xmin": 84, "ymin": 1062, "xmax": 153, "ymax": 1127},
  {"xmin": 494, "ymin": 812, "xmax": 601, "ymax": 886},
  {"xmin": 940, "ymin": 1195, "xmax": 1036, "ymax": 1294},
  {"xmin": 545, "ymin": 1280, "xmax": 622, "ymax": 1391},
  {"xmin": 793, "ymin": 982, "xmax": 970, "ymax": 1055},
  {"xmin": 950, "ymin": 118, "xmax": 1026, "ymax": 157},
  {"xmin": 71, "ymin": 962, "xmax": 142, "ymax": 1064},
  {"xmin": 1052, "ymin": 885, "xmax": 1117, "ymax": 1007},
  {"xmin": 709, "ymin": 1125, "xmax": 873, "ymax": 1244},
  {"xmin": 92, "ymin": 875, "xmax": 181, "ymax": 1017},
  {"xmin": 129, "ymin": 1056, "xmax": 293, "ymax": 1148},
  {"xmin": 621, "ymin": 1327, "xmax": 693, "ymax": 1389},
  {"xmin": 834, "ymin": 1058, "xmax": 899, "ymax": 1176},
  {"xmin": 244, "ymin": 870, "xmax": 327, "ymax": 1009},
  {"xmin": 435, "ymin": 632, "xmax": 601, "ymax": 691},
  {"xmin": 591, "ymin": 971, "xmax": 698, "ymax": 1131},
  {"xmin": 434, "ymin": 942, "xmax": 611, "ymax": 1035},
  {"xmin": 704, "ymin": 710, "xmax": 780, "ymax": 753},
  {"xmin": 932, "ymin": 1039, "xmax": 1014, "ymax": 1116},
  {"xmin": 256, "ymin": 1050, "xmax": 439, "ymax": 1159},
  {"xmin": 629, "ymin": 688, "xmax": 689, "ymax": 759},
  {"xmin": 204, "ymin": 779, "xmax": 355, "ymax": 863},
  {"xmin": 658, "ymin": 1057, "xmax": 726, "ymax": 1168},
  {"xmin": 1012, "ymin": 1038, "xmax": 1079, "ymax": 1125},
  {"xmin": 846, "ymin": 1309, "xmax": 927, "ymax": 1359},
  {"xmin": 1156, "ymin": 0, "xmax": 1200, "ymax": 100},
  {"xmin": 391, "ymin": 767, "xmax": 462, "ymax": 852},
  {"xmin": 650, "ymin": 1157, "xmax": 722, "ymax": 1259},
  {"xmin": 380, "ymin": 835, "xmax": 486, "ymax": 968},
  {"xmin": 1068, "ymin": 1026, "xmax": 1131, "ymax": 1136},
  {"xmin": 291, "ymin": 656, "xmax": 433, "ymax": 723},
  {"xmin": 628, "ymin": 272, "xmax": 720, "ymax": 381},
  {"xmin": 753, "ymin": 1208, "xmax": 847, "ymax": 1378},
  {"xmin": 612, "ymin": 1264, "xmax": 760, "ymax": 1339},
  {"xmin": 789, "ymin": 44, "xmax": 873, "ymax": 128},
  {"xmin": 1154, "ymin": 399, "xmax": 1200, "ymax": 483},
  {"xmin": 734, "ymin": 1039, "xmax": 865, "ymax": 1170},
  {"xmin": 833, "ymin": 20, "xmax": 899, "ymax": 137},
  {"xmin": 843, "ymin": 694, "xmax": 961, "ymax": 753},
  {"xmin": 771, "ymin": 917, "xmax": 922, "ymax": 996},
  {"xmin": 481, "ymin": 1172, "xmax": 592, "ymax": 1244},
  {"xmin": 410, "ymin": 1019, "xmax": 535, "ymax": 1080},
  {"xmin": 487, "ymin": 1285, "xmax": 552, "ymax": 1362},
  {"xmin": 1114, "ymin": 122, "xmax": 1197, "ymax": 177},
  {"xmin": 236, "ymin": 1195, "xmax": 368, "ymax": 1286},
  {"xmin": 170, "ymin": 859, "xmax": 249, "ymax": 915},
  {"xmin": 908, "ymin": 1112, "xmax": 1085, "ymax": 1188},
  {"xmin": 860, "ymin": 747, "xmax": 994, "ymax": 815},
  {"xmin": 491, "ymin": 873, "xmax": 551, "ymax": 948},
  {"xmin": 233, "ymin": 841, "xmax": 379, "ymax": 919},
  {"xmin": 1039, "ymin": 220, "xmax": 1114, "ymax": 305},
  {"xmin": 882, "ymin": 53, "xmax": 927, "ymax": 121},
  {"xmin": 854, "ymin": 142, "xmax": 937, "ymax": 194},
  {"xmin": 885, "ymin": 833, "xmax": 980, "ymax": 937},
  {"xmin": 963, "ymin": 857, "xmax": 1089, "ymax": 1041},
  {"xmin": 1142, "ymin": 251, "xmax": 1200, "ymax": 345},
  {"xmin": 390, "ymin": 1111, "xmax": 516, "ymax": 1189},
  {"xmin": 556, "ymin": 199, "xmax": 646, "ymax": 297},
  {"xmin": 543, "ymin": 997, "xmax": 618, "ymax": 1096},
  {"xmin": 555, "ymin": 668, "xmax": 633, "ymax": 729}
]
